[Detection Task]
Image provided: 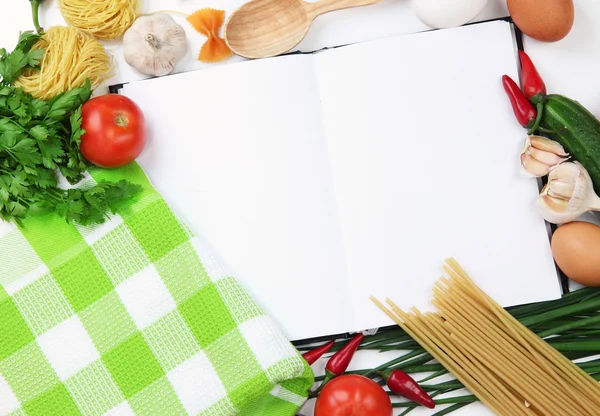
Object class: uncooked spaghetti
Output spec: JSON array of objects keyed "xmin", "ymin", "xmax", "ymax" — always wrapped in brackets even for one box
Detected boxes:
[
  {"xmin": 371, "ymin": 259, "xmax": 600, "ymax": 416},
  {"xmin": 15, "ymin": 26, "xmax": 111, "ymax": 100},
  {"xmin": 58, "ymin": 0, "xmax": 141, "ymax": 40}
]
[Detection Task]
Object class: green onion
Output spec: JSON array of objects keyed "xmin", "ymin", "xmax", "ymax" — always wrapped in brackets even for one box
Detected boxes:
[
  {"xmin": 432, "ymin": 403, "xmax": 471, "ymax": 416},
  {"xmin": 392, "ymin": 395, "xmax": 477, "ymax": 408}
]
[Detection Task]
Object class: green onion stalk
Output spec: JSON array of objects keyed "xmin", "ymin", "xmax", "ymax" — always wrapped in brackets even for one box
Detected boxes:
[
  {"xmin": 29, "ymin": 0, "xmax": 44, "ymax": 34},
  {"xmin": 295, "ymin": 286, "xmax": 600, "ymax": 415}
]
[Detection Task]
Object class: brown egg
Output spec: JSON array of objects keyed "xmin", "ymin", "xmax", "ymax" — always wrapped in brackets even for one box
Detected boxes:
[
  {"xmin": 552, "ymin": 221, "xmax": 600, "ymax": 286},
  {"xmin": 507, "ymin": 0, "xmax": 574, "ymax": 42}
]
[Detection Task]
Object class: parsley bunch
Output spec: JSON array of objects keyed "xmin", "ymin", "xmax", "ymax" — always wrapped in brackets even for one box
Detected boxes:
[{"xmin": 0, "ymin": 31, "xmax": 141, "ymax": 225}]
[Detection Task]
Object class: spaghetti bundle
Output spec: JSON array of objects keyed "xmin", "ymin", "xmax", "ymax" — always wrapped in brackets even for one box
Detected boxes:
[
  {"xmin": 15, "ymin": 27, "xmax": 111, "ymax": 100},
  {"xmin": 372, "ymin": 259, "xmax": 600, "ymax": 416},
  {"xmin": 58, "ymin": 0, "xmax": 141, "ymax": 40}
]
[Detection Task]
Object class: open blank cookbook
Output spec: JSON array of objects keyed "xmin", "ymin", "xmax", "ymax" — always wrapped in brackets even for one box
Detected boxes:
[{"xmin": 120, "ymin": 20, "xmax": 561, "ymax": 341}]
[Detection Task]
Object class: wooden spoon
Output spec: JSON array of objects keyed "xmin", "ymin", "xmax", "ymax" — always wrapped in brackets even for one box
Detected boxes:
[{"xmin": 225, "ymin": 0, "xmax": 381, "ymax": 59}]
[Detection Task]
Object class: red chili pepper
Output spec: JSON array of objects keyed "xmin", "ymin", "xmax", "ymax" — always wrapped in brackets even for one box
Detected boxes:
[
  {"xmin": 518, "ymin": 50, "xmax": 546, "ymax": 103},
  {"xmin": 517, "ymin": 50, "xmax": 546, "ymax": 134},
  {"xmin": 502, "ymin": 75, "xmax": 538, "ymax": 131},
  {"xmin": 312, "ymin": 333, "xmax": 364, "ymax": 396},
  {"xmin": 325, "ymin": 333, "xmax": 364, "ymax": 376},
  {"xmin": 385, "ymin": 369, "xmax": 435, "ymax": 409},
  {"xmin": 302, "ymin": 341, "xmax": 334, "ymax": 365}
]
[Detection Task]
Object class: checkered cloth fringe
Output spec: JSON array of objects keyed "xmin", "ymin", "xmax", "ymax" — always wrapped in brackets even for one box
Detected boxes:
[{"xmin": 0, "ymin": 163, "xmax": 313, "ymax": 416}]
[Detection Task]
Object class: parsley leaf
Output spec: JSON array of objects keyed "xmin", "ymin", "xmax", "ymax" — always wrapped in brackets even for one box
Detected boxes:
[
  {"xmin": 0, "ymin": 31, "xmax": 42, "ymax": 85},
  {"xmin": 45, "ymin": 80, "xmax": 92, "ymax": 121},
  {"xmin": 69, "ymin": 106, "xmax": 85, "ymax": 146},
  {"xmin": 38, "ymin": 139, "xmax": 64, "ymax": 168},
  {"xmin": 29, "ymin": 124, "xmax": 48, "ymax": 141},
  {"xmin": 32, "ymin": 169, "xmax": 56, "ymax": 189},
  {"xmin": 11, "ymin": 138, "xmax": 42, "ymax": 167},
  {"xmin": 26, "ymin": 48, "xmax": 44, "ymax": 67}
]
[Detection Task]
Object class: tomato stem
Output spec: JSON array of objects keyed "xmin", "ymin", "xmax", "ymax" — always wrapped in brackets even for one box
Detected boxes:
[{"xmin": 114, "ymin": 113, "xmax": 129, "ymax": 127}]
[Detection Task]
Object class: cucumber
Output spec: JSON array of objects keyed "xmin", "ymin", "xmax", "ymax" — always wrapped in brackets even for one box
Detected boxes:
[{"xmin": 540, "ymin": 94, "xmax": 600, "ymax": 194}]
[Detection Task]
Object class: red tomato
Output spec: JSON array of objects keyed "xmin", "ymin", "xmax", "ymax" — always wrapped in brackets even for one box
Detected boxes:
[
  {"xmin": 315, "ymin": 375, "xmax": 393, "ymax": 416},
  {"xmin": 80, "ymin": 94, "xmax": 146, "ymax": 168}
]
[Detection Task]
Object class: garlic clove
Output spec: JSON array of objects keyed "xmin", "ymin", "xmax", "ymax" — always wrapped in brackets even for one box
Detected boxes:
[
  {"xmin": 547, "ymin": 177, "xmax": 575, "ymax": 199},
  {"xmin": 520, "ymin": 136, "xmax": 569, "ymax": 178},
  {"xmin": 521, "ymin": 153, "xmax": 553, "ymax": 177},
  {"xmin": 536, "ymin": 161, "xmax": 600, "ymax": 224},
  {"xmin": 529, "ymin": 135, "xmax": 569, "ymax": 156},
  {"xmin": 528, "ymin": 146, "xmax": 568, "ymax": 166},
  {"xmin": 537, "ymin": 190, "xmax": 576, "ymax": 225}
]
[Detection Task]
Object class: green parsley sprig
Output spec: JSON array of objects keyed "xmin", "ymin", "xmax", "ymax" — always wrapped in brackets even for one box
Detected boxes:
[{"xmin": 0, "ymin": 31, "xmax": 141, "ymax": 225}]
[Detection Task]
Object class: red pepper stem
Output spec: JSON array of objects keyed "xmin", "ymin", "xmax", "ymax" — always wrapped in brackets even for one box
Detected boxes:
[
  {"xmin": 531, "ymin": 93, "xmax": 545, "ymax": 105},
  {"xmin": 378, "ymin": 369, "xmax": 391, "ymax": 379},
  {"xmin": 311, "ymin": 370, "xmax": 334, "ymax": 397},
  {"xmin": 527, "ymin": 101, "xmax": 544, "ymax": 135}
]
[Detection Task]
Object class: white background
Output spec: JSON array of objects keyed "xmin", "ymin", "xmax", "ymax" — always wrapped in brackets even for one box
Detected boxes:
[{"xmin": 2, "ymin": 0, "xmax": 600, "ymax": 415}]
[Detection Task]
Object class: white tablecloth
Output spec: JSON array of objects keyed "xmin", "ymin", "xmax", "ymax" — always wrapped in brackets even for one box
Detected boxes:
[{"xmin": 2, "ymin": 0, "xmax": 600, "ymax": 415}]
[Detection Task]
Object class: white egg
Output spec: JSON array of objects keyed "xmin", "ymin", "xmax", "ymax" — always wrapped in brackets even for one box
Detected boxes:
[{"xmin": 413, "ymin": 0, "xmax": 488, "ymax": 29}]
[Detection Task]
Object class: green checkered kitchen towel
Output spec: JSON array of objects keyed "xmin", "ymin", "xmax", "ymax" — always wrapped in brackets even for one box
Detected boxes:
[{"xmin": 0, "ymin": 163, "xmax": 313, "ymax": 416}]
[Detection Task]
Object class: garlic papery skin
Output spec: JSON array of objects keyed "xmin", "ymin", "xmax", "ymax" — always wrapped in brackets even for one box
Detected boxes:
[
  {"xmin": 536, "ymin": 162, "xmax": 600, "ymax": 224},
  {"xmin": 123, "ymin": 13, "xmax": 188, "ymax": 77},
  {"xmin": 521, "ymin": 135, "xmax": 569, "ymax": 178}
]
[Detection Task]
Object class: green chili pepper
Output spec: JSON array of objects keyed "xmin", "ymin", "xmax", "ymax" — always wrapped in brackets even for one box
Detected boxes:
[{"xmin": 29, "ymin": 0, "xmax": 44, "ymax": 33}]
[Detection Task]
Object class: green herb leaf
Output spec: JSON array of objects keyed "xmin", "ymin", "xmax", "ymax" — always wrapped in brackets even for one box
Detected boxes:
[
  {"xmin": 0, "ymin": 180, "xmax": 9, "ymax": 201},
  {"xmin": 45, "ymin": 80, "xmax": 92, "ymax": 121},
  {"xmin": 38, "ymin": 139, "xmax": 64, "ymax": 168},
  {"xmin": 69, "ymin": 106, "xmax": 85, "ymax": 146},
  {"xmin": 58, "ymin": 163, "xmax": 85, "ymax": 185},
  {"xmin": 26, "ymin": 48, "xmax": 44, "ymax": 67},
  {"xmin": 16, "ymin": 31, "xmax": 43, "ymax": 53},
  {"xmin": 11, "ymin": 138, "xmax": 42, "ymax": 167},
  {"xmin": 32, "ymin": 169, "xmax": 56, "ymax": 189},
  {"xmin": 0, "ymin": 31, "xmax": 42, "ymax": 85},
  {"xmin": 5, "ymin": 168, "xmax": 29, "ymax": 197},
  {"xmin": 30, "ymin": 97, "xmax": 48, "ymax": 118},
  {"xmin": 0, "ymin": 131, "xmax": 20, "ymax": 148},
  {"xmin": 6, "ymin": 200, "xmax": 27, "ymax": 217},
  {"xmin": 29, "ymin": 124, "xmax": 48, "ymax": 141}
]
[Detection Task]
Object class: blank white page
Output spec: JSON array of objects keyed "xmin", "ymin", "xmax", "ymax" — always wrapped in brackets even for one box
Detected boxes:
[
  {"xmin": 121, "ymin": 55, "xmax": 354, "ymax": 341},
  {"xmin": 314, "ymin": 21, "xmax": 561, "ymax": 331}
]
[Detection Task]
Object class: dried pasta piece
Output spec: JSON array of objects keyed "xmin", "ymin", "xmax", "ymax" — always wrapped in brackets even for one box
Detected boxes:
[{"xmin": 187, "ymin": 9, "xmax": 234, "ymax": 63}]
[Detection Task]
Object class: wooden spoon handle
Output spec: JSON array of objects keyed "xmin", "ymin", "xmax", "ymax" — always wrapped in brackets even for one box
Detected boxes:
[{"xmin": 303, "ymin": 0, "xmax": 381, "ymax": 20}]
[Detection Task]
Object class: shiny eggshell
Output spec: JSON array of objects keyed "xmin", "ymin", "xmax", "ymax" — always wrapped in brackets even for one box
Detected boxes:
[
  {"xmin": 551, "ymin": 221, "xmax": 600, "ymax": 286},
  {"xmin": 412, "ymin": 0, "xmax": 488, "ymax": 29},
  {"xmin": 507, "ymin": 0, "xmax": 574, "ymax": 42}
]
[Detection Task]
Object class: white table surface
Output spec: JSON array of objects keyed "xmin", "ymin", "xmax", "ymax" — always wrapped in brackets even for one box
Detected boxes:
[{"xmin": 2, "ymin": 0, "xmax": 599, "ymax": 415}]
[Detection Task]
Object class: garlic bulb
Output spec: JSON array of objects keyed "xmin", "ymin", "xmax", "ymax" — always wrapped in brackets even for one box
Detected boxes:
[
  {"xmin": 123, "ymin": 14, "xmax": 188, "ymax": 77},
  {"xmin": 536, "ymin": 162, "xmax": 600, "ymax": 224},
  {"xmin": 521, "ymin": 135, "xmax": 569, "ymax": 178}
]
